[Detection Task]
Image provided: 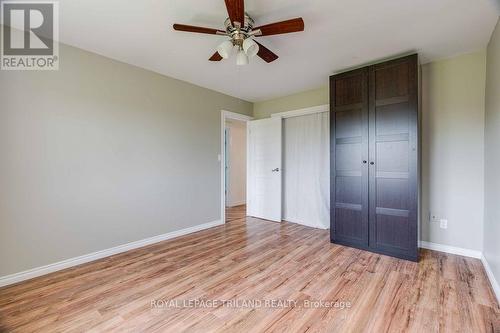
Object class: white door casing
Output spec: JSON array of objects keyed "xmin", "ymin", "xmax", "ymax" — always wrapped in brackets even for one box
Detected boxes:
[{"xmin": 247, "ymin": 117, "xmax": 282, "ymax": 222}]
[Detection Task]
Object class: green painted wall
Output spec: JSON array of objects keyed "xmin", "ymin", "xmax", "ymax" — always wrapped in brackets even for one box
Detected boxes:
[
  {"xmin": 253, "ymin": 86, "xmax": 329, "ymax": 119},
  {"xmin": 421, "ymin": 51, "xmax": 487, "ymax": 251},
  {"xmin": 0, "ymin": 42, "xmax": 252, "ymax": 276},
  {"xmin": 484, "ymin": 18, "xmax": 500, "ymax": 293}
]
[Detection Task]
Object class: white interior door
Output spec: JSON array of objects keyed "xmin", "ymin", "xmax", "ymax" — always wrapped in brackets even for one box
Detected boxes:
[{"xmin": 247, "ymin": 117, "xmax": 282, "ymax": 222}]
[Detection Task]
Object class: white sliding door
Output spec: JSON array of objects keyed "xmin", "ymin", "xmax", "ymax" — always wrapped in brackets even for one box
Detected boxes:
[
  {"xmin": 247, "ymin": 118, "xmax": 282, "ymax": 222},
  {"xmin": 283, "ymin": 112, "xmax": 330, "ymax": 229}
]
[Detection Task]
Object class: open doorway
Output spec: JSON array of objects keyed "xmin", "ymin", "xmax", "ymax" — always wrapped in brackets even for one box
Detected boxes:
[
  {"xmin": 221, "ymin": 111, "xmax": 252, "ymax": 224},
  {"xmin": 225, "ymin": 119, "xmax": 247, "ymax": 222}
]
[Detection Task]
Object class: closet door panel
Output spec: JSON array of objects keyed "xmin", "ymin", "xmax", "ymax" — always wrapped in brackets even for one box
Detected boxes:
[
  {"xmin": 330, "ymin": 68, "xmax": 369, "ymax": 246},
  {"xmin": 376, "ymin": 178, "xmax": 409, "ymax": 210},
  {"xmin": 368, "ymin": 55, "xmax": 418, "ymax": 261}
]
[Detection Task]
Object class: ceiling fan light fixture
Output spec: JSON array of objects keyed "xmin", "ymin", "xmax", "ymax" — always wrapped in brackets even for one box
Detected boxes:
[
  {"xmin": 217, "ymin": 40, "xmax": 234, "ymax": 59},
  {"xmin": 173, "ymin": 2, "xmax": 304, "ymax": 65},
  {"xmin": 236, "ymin": 49, "xmax": 249, "ymax": 65},
  {"xmin": 243, "ymin": 38, "xmax": 259, "ymax": 57}
]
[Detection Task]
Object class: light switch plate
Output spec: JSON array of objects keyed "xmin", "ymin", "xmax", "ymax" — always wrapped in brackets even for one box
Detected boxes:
[{"xmin": 440, "ymin": 219, "xmax": 448, "ymax": 229}]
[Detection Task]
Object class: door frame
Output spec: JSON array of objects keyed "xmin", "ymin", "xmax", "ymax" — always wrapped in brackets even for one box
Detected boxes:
[{"xmin": 221, "ymin": 110, "xmax": 253, "ymax": 224}]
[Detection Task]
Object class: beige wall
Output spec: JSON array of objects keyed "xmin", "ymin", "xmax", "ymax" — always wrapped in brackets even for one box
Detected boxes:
[
  {"xmin": 253, "ymin": 86, "xmax": 328, "ymax": 119},
  {"xmin": 0, "ymin": 43, "xmax": 252, "ymax": 276},
  {"xmin": 484, "ymin": 18, "xmax": 500, "ymax": 287},
  {"xmin": 254, "ymin": 51, "xmax": 487, "ymax": 251},
  {"xmin": 421, "ymin": 51, "xmax": 486, "ymax": 250}
]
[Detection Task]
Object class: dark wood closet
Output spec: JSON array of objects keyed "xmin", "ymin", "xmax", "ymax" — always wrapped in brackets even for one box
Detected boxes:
[{"xmin": 330, "ymin": 54, "xmax": 419, "ymax": 261}]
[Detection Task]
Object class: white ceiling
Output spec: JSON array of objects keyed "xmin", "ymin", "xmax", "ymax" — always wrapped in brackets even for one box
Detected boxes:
[{"xmin": 57, "ymin": 0, "xmax": 499, "ymax": 102}]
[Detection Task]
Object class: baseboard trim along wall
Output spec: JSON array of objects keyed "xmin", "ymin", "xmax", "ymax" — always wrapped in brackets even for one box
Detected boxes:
[
  {"xmin": 226, "ymin": 200, "xmax": 246, "ymax": 207},
  {"xmin": 0, "ymin": 220, "xmax": 223, "ymax": 288},
  {"xmin": 419, "ymin": 241, "xmax": 482, "ymax": 259},
  {"xmin": 481, "ymin": 254, "xmax": 500, "ymax": 304},
  {"xmin": 284, "ymin": 218, "xmax": 329, "ymax": 230}
]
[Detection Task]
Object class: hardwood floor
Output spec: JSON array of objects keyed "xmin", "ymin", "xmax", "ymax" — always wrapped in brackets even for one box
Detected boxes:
[
  {"xmin": 225, "ymin": 205, "xmax": 246, "ymax": 223},
  {"xmin": 0, "ymin": 215, "xmax": 498, "ymax": 332}
]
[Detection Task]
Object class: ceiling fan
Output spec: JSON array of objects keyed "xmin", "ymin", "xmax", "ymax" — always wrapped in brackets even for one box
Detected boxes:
[{"xmin": 173, "ymin": 0, "xmax": 304, "ymax": 65}]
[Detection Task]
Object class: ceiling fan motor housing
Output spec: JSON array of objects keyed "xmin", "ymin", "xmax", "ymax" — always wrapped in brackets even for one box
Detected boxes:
[{"xmin": 224, "ymin": 13, "xmax": 255, "ymax": 47}]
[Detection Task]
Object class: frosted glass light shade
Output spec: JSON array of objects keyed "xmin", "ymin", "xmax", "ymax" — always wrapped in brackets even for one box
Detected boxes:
[
  {"xmin": 217, "ymin": 40, "xmax": 233, "ymax": 59},
  {"xmin": 243, "ymin": 38, "xmax": 259, "ymax": 57},
  {"xmin": 236, "ymin": 49, "xmax": 249, "ymax": 65}
]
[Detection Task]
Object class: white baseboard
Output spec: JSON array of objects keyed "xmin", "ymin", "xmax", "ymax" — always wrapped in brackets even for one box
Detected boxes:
[
  {"xmin": 0, "ymin": 220, "xmax": 223, "ymax": 288},
  {"xmin": 283, "ymin": 218, "xmax": 329, "ymax": 230},
  {"xmin": 419, "ymin": 241, "xmax": 482, "ymax": 259},
  {"xmin": 481, "ymin": 254, "xmax": 500, "ymax": 304},
  {"xmin": 226, "ymin": 200, "xmax": 246, "ymax": 207}
]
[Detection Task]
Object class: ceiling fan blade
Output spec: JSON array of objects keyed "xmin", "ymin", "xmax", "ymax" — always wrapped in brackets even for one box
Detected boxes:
[
  {"xmin": 173, "ymin": 24, "xmax": 225, "ymax": 35},
  {"xmin": 255, "ymin": 41, "xmax": 279, "ymax": 63},
  {"xmin": 253, "ymin": 18, "xmax": 304, "ymax": 36},
  {"xmin": 209, "ymin": 52, "xmax": 223, "ymax": 61},
  {"xmin": 224, "ymin": 0, "xmax": 245, "ymax": 26}
]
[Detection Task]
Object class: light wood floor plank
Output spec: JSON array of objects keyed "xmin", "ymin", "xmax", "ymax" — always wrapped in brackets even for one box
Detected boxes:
[{"xmin": 0, "ymin": 206, "xmax": 498, "ymax": 332}]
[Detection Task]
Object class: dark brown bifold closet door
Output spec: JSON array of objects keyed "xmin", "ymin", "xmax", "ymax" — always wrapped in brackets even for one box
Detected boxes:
[
  {"xmin": 368, "ymin": 55, "xmax": 418, "ymax": 261},
  {"xmin": 330, "ymin": 68, "xmax": 369, "ymax": 247}
]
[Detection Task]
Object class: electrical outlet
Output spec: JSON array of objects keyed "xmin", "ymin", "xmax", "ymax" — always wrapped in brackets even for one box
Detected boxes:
[
  {"xmin": 430, "ymin": 212, "xmax": 440, "ymax": 223},
  {"xmin": 440, "ymin": 219, "xmax": 448, "ymax": 229}
]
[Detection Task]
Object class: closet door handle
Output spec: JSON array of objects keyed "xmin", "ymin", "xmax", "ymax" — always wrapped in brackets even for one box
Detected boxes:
[
  {"xmin": 362, "ymin": 160, "xmax": 367, "ymax": 164},
  {"xmin": 370, "ymin": 162, "xmax": 375, "ymax": 165},
  {"xmin": 272, "ymin": 168, "xmax": 280, "ymax": 172}
]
